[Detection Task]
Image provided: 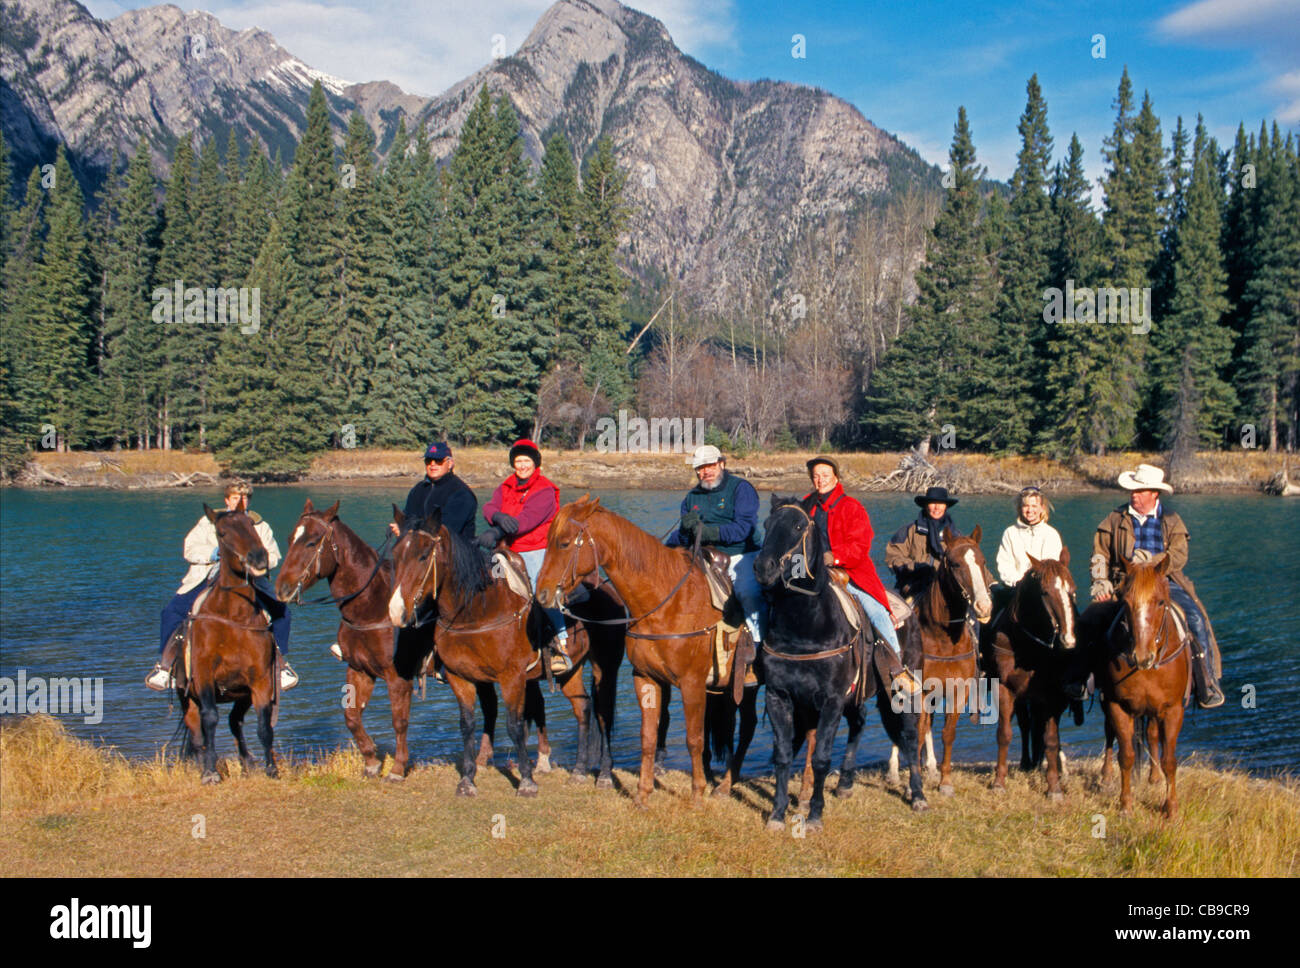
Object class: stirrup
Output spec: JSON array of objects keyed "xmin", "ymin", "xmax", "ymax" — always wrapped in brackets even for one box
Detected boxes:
[
  {"xmin": 891, "ymin": 668, "xmax": 922, "ymax": 697},
  {"xmin": 279, "ymin": 662, "xmax": 299, "ymax": 691},
  {"xmin": 549, "ymin": 641, "xmax": 573, "ymax": 674},
  {"xmin": 329, "ymin": 642, "xmax": 343, "ymax": 661},
  {"xmin": 1196, "ymin": 685, "xmax": 1225, "ymax": 710},
  {"xmin": 145, "ymin": 662, "xmax": 174, "ymax": 691}
]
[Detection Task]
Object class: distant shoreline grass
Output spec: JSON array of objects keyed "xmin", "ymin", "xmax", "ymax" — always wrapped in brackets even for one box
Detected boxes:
[
  {"xmin": 11, "ymin": 447, "xmax": 1291, "ymax": 494},
  {"xmin": 3, "ymin": 715, "xmax": 1296, "ymax": 877}
]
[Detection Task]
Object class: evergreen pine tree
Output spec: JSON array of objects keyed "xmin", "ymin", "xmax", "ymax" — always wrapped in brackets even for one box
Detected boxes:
[
  {"xmin": 153, "ymin": 132, "xmax": 196, "ymax": 448},
  {"xmin": 578, "ymin": 135, "xmax": 632, "ymax": 407}
]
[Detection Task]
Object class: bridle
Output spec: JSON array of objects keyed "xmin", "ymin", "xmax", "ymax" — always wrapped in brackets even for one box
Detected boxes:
[
  {"xmin": 767, "ymin": 504, "xmax": 819, "ymax": 597},
  {"xmin": 1109, "ymin": 591, "xmax": 1184, "ymax": 676}
]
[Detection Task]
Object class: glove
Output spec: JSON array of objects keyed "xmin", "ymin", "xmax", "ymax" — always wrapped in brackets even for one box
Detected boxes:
[
  {"xmin": 1089, "ymin": 553, "xmax": 1109, "ymax": 581},
  {"xmin": 680, "ymin": 511, "xmax": 702, "ymax": 533},
  {"xmin": 699, "ymin": 524, "xmax": 721, "ymax": 544},
  {"xmin": 823, "ymin": 551, "xmax": 836, "ymax": 568},
  {"xmin": 209, "ymin": 547, "xmax": 221, "ymax": 562},
  {"xmin": 494, "ymin": 513, "xmax": 520, "ymax": 536},
  {"xmin": 476, "ymin": 527, "xmax": 503, "ymax": 549},
  {"xmin": 1090, "ymin": 579, "xmax": 1115, "ymax": 601}
]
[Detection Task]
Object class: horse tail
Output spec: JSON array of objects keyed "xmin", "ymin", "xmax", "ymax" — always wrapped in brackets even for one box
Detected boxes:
[{"xmin": 705, "ymin": 692, "xmax": 734, "ymax": 765}]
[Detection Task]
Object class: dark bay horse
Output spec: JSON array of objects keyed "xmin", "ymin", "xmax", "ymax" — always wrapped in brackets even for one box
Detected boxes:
[
  {"xmin": 387, "ymin": 507, "xmax": 616, "ymax": 795},
  {"xmin": 984, "ymin": 549, "xmax": 1078, "ymax": 798},
  {"xmin": 176, "ymin": 506, "xmax": 280, "ymax": 783},
  {"xmin": 896, "ymin": 527, "xmax": 993, "ymax": 796},
  {"xmin": 754, "ymin": 495, "xmax": 927, "ymax": 829},
  {"xmin": 535, "ymin": 496, "xmax": 723, "ymax": 807},
  {"xmin": 276, "ymin": 499, "xmax": 425, "ymax": 780},
  {"xmin": 1086, "ymin": 554, "xmax": 1191, "ymax": 818}
]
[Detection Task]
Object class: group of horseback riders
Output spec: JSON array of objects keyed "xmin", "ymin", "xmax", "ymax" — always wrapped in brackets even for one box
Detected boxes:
[{"xmin": 147, "ymin": 441, "xmax": 1224, "ymax": 713}]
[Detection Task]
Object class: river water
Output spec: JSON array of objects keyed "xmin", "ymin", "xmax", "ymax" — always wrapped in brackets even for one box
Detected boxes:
[{"xmin": 1, "ymin": 484, "xmax": 1296, "ymax": 776}]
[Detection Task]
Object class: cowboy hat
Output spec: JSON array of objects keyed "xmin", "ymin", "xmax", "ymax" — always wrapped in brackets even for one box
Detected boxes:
[
  {"xmin": 1117, "ymin": 463, "xmax": 1173, "ymax": 494},
  {"xmin": 914, "ymin": 486, "xmax": 958, "ymax": 507}
]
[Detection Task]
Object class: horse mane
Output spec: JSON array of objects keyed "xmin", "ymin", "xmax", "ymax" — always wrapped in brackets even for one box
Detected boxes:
[
  {"xmin": 1118, "ymin": 558, "xmax": 1169, "ymax": 604},
  {"xmin": 441, "ymin": 524, "xmax": 490, "ymax": 597}
]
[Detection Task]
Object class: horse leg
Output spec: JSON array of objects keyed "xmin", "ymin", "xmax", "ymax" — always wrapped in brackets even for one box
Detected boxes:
[
  {"xmin": 634, "ymin": 673, "xmax": 659, "ymax": 808},
  {"xmin": 502, "ymin": 676, "xmax": 537, "ymax": 797},
  {"xmin": 654, "ymin": 683, "xmax": 670, "ymax": 777},
  {"xmin": 1145, "ymin": 717, "xmax": 1163, "ymax": 784},
  {"xmin": 1159, "ymin": 704, "xmax": 1183, "ymax": 819},
  {"xmin": 524, "ymin": 679, "xmax": 553, "ymax": 774},
  {"xmin": 593, "ymin": 652, "xmax": 618, "ymax": 789},
  {"xmin": 938, "ymin": 680, "xmax": 962, "ymax": 796},
  {"xmin": 344, "ymin": 665, "xmax": 381, "ymax": 778},
  {"xmin": 798, "ymin": 728, "xmax": 816, "ymax": 808},
  {"xmin": 835, "ymin": 702, "xmax": 864, "ymax": 798},
  {"xmin": 255, "ymin": 695, "xmax": 278, "ymax": 779},
  {"xmin": 449, "ymin": 675, "xmax": 480, "ymax": 796},
  {"xmin": 199, "ymin": 687, "xmax": 221, "ymax": 783},
  {"xmin": 887, "ymin": 745, "xmax": 900, "ymax": 785},
  {"xmin": 1110, "ymin": 706, "xmax": 1137, "ymax": 814},
  {"xmin": 229, "ymin": 695, "xmax": 254, "ymax": 775},
  {"xmin": 994, "ymin": 683, "xmax": 1014, "ymax": 791},
  {"xmin": 766, "ymin": 688, "xmax": 794, "ymax": 831},
  {"xmin": 386, "ymin": 671, "xmax": 413, "ymax": 781},
  {"xmin": 680, "ymin": 676, "xmax": 708, "ymax": 802},
  {"xmin": 560, "ymin": 669, "xmax": 591, "ymax": 783},
  {"xmin": 806, "ymin": 702, "xmax": 844, "ymax": 829},
  {"xmin": 1101, "ymin": 715, "xmax": 1117, "ymax": 789},
  {"xmin": 1044, "ymin": 711, "xmax": 1064, "ymax": 801},
  {"xmin": 1017, "ymin": 701, "xmax": 1033, "ymax": 770},
  {"xmin": 181, "ymin": 697, "xmax": 202, "ymax": 760},
  {"xmin": 727, "ymin": 685, "xmax": 758, "ymax": 795},
  {"xmin": 476, "ymin": 682, "xmax": 497, "ymax": 769}
]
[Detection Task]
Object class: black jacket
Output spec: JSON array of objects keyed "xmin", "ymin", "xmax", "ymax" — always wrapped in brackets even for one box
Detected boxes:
[{"xmin": 402, "ymin": 473, "xmax": 477, "ymax": 544}]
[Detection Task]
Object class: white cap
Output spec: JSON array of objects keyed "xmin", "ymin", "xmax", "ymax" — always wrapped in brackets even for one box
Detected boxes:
[{"xmin": 688, "ymin": 444, "xmax": 724, "ymax": 468}]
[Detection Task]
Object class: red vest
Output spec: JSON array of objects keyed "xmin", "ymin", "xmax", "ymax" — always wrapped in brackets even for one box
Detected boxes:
[
  {"xmin": 495, "ymin": 472, "xmax": 559, "ymax": 552},
  {"xmin": 804, "ymin": 484, "xmax": 890, "ymax": 609}
]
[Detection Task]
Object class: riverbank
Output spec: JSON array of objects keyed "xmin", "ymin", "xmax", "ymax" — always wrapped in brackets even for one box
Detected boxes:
[
  {"xmin": 1, "ymin": 715, "xmax": 1295, "ymax": 876},
  {"xmin": 8, "ymin": 447, "xmax": 1292, "ymax": 494}
]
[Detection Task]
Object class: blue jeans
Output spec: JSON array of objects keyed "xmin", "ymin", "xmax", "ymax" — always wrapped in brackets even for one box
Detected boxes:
[
  {"xmin": 845, "ymin": 582, "xmax": 901, "ymax": 657},
  {"xmin": 160, "ymin": 580, "xmax": 291, "ymax": 654},
  {"xmin": 728, "ymin": 551, "xmax": 766, "ymax": 644},
  {"xmin": 1167, "ymin": 582, "xmax": 1209, "ymax": 658},
  {"xmin": 519, "ymin": 548, "xmax": 566, "ymax": 645}
]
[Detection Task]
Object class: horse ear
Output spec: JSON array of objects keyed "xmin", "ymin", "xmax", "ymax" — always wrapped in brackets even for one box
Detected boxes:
[
  {"xmin": 204, "ymin": 503, "xmax": 219, "ymax": 523},
  {"xmin": 577, "ymin": 493, "xmax": 590, "ymax": 504},
  {"xmin": 392, "ymin": 504, "xmax": 405, "ymax": 529},
  {"xmin": 942, "ymin": 526, "xmax": 954, "ymax": 544},
  {"xmin": 970, "ymin": 524, "xmax": 982, "ymax": 544},
  {"xmin": 425, "ymin": 508, "xmax": 442, "ymax": 533},
  {"xmin": 1027, "ymin": 553, "xmax": 1043, "ymax": 571},
  {"xmin": 1059, "ymin": 545, "xmax": 1070, "ymax": 567},
  {"xmin": 1154, "ymin": 552, "xmax": 1171, "ymax": 577},
  {"xmin": 322, "ymin": 500, "xmax": 339, "ymax": 522},
  {"xmin": 303, "ymin": 498, "xmax": 315, "ymax": 514}
]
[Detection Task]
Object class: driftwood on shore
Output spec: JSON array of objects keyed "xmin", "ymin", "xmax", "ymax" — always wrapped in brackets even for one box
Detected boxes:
[
  {"xmin": 861, "ymin": 449, "xmax": 960, "ymax": 493},
  {"xmin": 1265, "ymin": 461, "xmax": 1300, "ymax": 497},
  {"xmin": 162, "ymin": 470, "xmax": 218, "ymax": 488}
]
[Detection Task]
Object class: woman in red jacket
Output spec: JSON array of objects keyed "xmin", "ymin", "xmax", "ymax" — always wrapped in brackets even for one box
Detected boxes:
[
  {"xmin": 479, "ymin": 439, "xmax": 570, "ymax": 670},
  {"xmin": 804, "ymin": 457, "xmax": 903, "ymax": 666}
]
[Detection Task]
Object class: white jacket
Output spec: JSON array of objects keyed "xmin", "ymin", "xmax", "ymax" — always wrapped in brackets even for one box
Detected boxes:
[
  {"xmin": 996, "ymin": 519, "xmax": 1063, "ymax": 585},
  {"xmin": 176, "ymin": 512, "xmax": 281, "ymax": 594}
]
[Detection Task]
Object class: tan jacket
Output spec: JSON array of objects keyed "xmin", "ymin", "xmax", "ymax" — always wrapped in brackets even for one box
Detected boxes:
[
  {"xmin": 176, "ymin": 512, "xmax": 280, "ymax": 594},
  {"xmin": 885, "ymin": 520, "xmax": 955, "ymax": 597}
]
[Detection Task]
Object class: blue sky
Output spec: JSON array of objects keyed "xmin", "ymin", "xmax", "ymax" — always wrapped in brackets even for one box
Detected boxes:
[{"xmin": 83, "ymin": 0, "xmax": 1300, "ymax": 192}]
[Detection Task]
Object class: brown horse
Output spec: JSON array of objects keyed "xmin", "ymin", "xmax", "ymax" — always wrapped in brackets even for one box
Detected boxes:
[
  {"xmin": 894, "ymin": 527, "xmax": 993, "ymax": 796},
  {"xmin": 176, "ymin": 506, "xmax": 279, "ymax": 784},
  {"xmin": 275, "ymin": 499, "xmax": 424, "ymax": 780},
  {"xmin": 985, "ymin": 549, "xmax": 1078, "ymax": 799},
  {"xmin": 387, "ymin": 506, "xmax": 617, "ymax": 795},
  {"xmin": 536, "ymin": 496, "xmax": 722, "ymax": 807},
  {"xmin": 1087, "ymin": 554, "xmax": 1191, "ymax": 818}
]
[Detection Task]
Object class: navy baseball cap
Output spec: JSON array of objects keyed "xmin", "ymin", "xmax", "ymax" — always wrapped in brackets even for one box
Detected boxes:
[{"xmin": 423, "ymin": 442, "xmax": 452, "ymax": 462}]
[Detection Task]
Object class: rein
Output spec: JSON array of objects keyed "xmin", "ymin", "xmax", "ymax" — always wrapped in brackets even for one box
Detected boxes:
[
  {"xmin": 285, "ymin": 521, "xmax": 394, "ymax": 609},
  {"xmin": 772, "ymin": 504, "xmax": 819, "ymax": 597},
  {"xmin": 1108, "ymin": 595, "xmax": 1187, "ymax": 683},
  {"xmin": 762, "ymin": 642, "xmax": 852, "ymax": 662}
]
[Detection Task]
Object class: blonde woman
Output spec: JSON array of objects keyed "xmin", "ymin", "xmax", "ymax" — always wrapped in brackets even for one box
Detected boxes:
[{"xmin": 995, "ymin": 486, "xmax": 1063, "ymax": 586}]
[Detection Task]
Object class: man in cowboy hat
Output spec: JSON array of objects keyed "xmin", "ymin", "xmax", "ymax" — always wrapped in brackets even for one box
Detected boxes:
[
  {"xmin": 666, "ymin": 444, "xmax": 766, "ymax": 648},
  {"xmin": 1084, "ymin": 463, "xmax": 1223, "ymax": 708},
  {"xmin": 884, "ymin": 486, "xmax": 963, "ymax": 602}
]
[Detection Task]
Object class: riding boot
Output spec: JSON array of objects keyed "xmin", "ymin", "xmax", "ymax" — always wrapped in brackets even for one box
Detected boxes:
[
  {"xmin": 146, "ymin": 626, "xmax": 186, "ymax": 691},
  {"xmin": 1190, "ymin": 640, "xmax": 1224, "ymax": 709}
]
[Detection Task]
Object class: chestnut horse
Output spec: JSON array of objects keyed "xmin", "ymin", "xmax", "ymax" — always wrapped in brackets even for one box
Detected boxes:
[
  {"xmin": 1087, "ymin": 554, "xmax": 1191, "ymax": 818},
  {"xmin": 984, "ymin": 549, "xmax": 1078, "ymax": 798},
  {"xmin": 387, "ymin": 506, "xmax": 617, "ymax": 795},
  {"xmin": 536, "ymin": 496, "xmax": 721, "ymax": 807},
  {"xmin": 176, "ymin": 506, "xmax": 280, "ymax": 783},
  {"xmin": 893, "ymin": 527, "xmax": 993, "ymax": 796},
  {"xmin": 276, "ymin": 499, "xmax": 426, "ymax": 780}
]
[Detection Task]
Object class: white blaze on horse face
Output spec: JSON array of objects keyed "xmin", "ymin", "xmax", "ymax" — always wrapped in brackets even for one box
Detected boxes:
[
  {"xmin": 963, "ymin": 549, "xmax": 991, "ymax": 618},
  {"xmin": 1056, "ymin": 576, "xmax": 1076, "ymax": 648},
  {"xmin": 388, "ymin": 585, "xmax": 405, "ymax": 626},
  {"xmin": 292, "ymin": 524, "xmax": 305, "ymax": 545}
]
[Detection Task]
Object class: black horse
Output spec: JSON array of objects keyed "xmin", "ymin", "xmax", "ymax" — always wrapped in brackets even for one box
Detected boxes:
[{"xmin": 754, "ymin": 495, "xmax": 928, "ymax": 830}]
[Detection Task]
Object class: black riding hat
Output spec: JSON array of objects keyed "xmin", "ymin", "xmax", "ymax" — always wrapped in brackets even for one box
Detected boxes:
[{"xmin": 914, "ymin": 486, "xmax": 958, "ymax": 507}]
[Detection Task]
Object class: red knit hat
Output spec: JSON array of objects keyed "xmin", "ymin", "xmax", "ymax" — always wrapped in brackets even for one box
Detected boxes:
[{"xmin": 509, "ymin": 438, "xmax": 542, "ymax": 468}]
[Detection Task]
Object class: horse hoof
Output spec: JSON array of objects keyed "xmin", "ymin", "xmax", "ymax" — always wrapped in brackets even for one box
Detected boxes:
[
  {"xmin": 766, "ymin": 819, "xmax": 786, "ymax": 833},
  {"xmin": 517, "ymin": 779, "xmax": 539, "ymax": 798},
  {"xmin": 385, "ymin": 770, "xmax": 406, "ymax": 783},
  {"xmin": 535, "ymin": 753, "xmax": 553, "ymax": 774},
  {"xmin": 911, "ymin": 798, "xmax": 930, "ymax": 813},
  {"xmin": 886, "ymin": 771, "xmax": 900, "ymax": 786},
  {"xmin": 595, "ymin": 775, "xmax": 614, "ymax": 790},
  {"xmin": 364, "ymin": 764, "xmax": 381, "ymax": 778},
  {"xmin": 1048, "ymin": 790, "xmax": 1065, "ymax": 803},
  {"xmin": 803, "ymin": 818, "xmax": 823, "ymax": 833},
  {"xmin": 457, "ymin": 779, "xmax": 477, "ymax": 797},
  {"xmin": 834, "ymin": 784, "xmax": 854, "ymax": 799},
  {"xmin": 653, "ymin": 764, "xmax": 668, "ymax": 778},
  {"xmin": 939, "ymin": 783, "xmax": 955, "ymax": 797},
  {"xmin": 265, "ymin": 765, "xmax": 279, "ymax": 780},
  {"xmin": 201, "ymin": 772, "xmax": 221, "ymax": 785},
  {"xmin": 568, "ymin": 770, "xmax": 587, "ymax": 786},
  {"xmin": 711, "ymin": 784, "xmax": 731, "ymax": 799},
  {"xmin": 991, "ymin": 784, "xmax": 1006, "ymax": 795}
]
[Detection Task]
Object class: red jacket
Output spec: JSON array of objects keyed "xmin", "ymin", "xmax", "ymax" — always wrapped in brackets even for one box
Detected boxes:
[
  {"xmin": 484, "ymin": 472, "xmax": 559, "ymax": 553},
  {"xmin": 803, "ymin": 483, "xmax": 890, "ymax": 609}
]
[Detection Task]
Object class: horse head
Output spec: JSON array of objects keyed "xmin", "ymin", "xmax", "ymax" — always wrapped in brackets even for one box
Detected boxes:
[
  {"xmin": 388, "ymin": 506, "xmax": 446, "ymax": 627},
  {"xmin": 275, "ymin": 498, "xmax": 340, "ymax": 603},
  {"xmin": 754, "ymin": 493, "xmax": 822, "ymax": 593},
  {"xmin": 1115, "ymin": 553, "xmax": 1174, "ymax": 669},
  {"xmin": 205, "ymin": 504, "xmax": 268, "ymax": 581},
  {"xmin": 940, "ymin": 526, "xmax": 993, "ymax": 623},
  {"xmin": 1018, "ymin": 547, "xmax": 1077, "ymax": 650},
  {"xmin": 535, "ymin": 496, "xmax": 602, "ymax": 608}
]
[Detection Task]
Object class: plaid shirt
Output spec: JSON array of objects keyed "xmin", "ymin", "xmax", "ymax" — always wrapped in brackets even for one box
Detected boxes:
[{"xmin": 1129, "ymin": 503, "xmax": 1165, "ymax": 558}]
